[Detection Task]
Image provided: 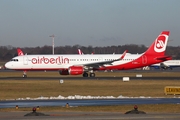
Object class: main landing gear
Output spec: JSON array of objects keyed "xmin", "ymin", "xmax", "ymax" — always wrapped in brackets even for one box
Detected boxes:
[
  {"xmin": 23, "ymin": 71, "xmax": 27, "ymax": 78},
  {"xmin": 82, "ymin": 72, "xmax": 95, "ymax": 77}
]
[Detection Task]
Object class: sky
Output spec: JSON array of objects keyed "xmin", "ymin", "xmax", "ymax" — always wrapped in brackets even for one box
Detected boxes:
[{"xmin": 1, "ymin": 0, "xmax": 180, "ymax": 47}]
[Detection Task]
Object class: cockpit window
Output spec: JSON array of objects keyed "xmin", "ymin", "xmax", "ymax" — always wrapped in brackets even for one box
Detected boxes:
[{"xmin": 11, "ymin": 59, "xmax": 19, "ymax": 62}]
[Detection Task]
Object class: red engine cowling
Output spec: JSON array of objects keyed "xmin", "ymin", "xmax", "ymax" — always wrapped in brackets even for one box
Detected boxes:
[
  {"xmin": 59, "ymin": 66, "xmax": 84, "ymax": 75},
  {"xmin": 68, "ymin": 66, "xmax": 84, "ymax": 75}
]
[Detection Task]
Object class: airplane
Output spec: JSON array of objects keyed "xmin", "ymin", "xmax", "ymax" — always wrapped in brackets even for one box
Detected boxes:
[
  {"xmin": 17, "ymin": 48, "xmax": 24, "ymax": 56},
  {"xmin": 78, "ymin": 49, "xmax": 84, "ymax": 55},
  {"xmin": 78, "ymin": 49, "xmax": 94, "ymax": 55},
  {"xmin": 150, "ymin": 60, "xmax": 180, "ymax": 70},
  {"xmin": 5, "ymin": 31, "xmax": 172, "ymax": 78}
]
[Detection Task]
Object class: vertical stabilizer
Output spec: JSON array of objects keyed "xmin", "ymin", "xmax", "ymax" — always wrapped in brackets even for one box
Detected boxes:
[{"xmin": 144, "ymin": 31, "xmax": 169, "ymax": 56}]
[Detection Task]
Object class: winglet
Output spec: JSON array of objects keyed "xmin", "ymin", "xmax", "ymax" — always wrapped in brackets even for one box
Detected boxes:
[{"xmin": 120, "ymin": 50, "xmax": 128, "ymax": 60}]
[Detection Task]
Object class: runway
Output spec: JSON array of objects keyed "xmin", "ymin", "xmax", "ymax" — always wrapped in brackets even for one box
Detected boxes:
[
  {"xmin": 0, "ymin": 76, "xmax": 180, "ymax": 81},
  {"xmin": 1, "ymin": 69, "xmax": 180, "ymax": 80}
]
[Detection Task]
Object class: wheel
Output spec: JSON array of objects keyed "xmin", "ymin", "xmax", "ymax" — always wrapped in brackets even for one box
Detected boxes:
[
  {"xmin": 23, "ymin": 74, "xmax": 27, "ymax": 78},
  {"xmin": 83, "ymin": 72, "xmax": 88, "ymax": 77},
  {"xmin": 90, "ymin": 73, "xmax": 95, "ymax": 77}
]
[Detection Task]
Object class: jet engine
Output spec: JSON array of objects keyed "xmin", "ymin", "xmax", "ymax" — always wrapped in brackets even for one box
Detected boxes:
[{"xmin": 59, "ymin": 66, "xmax": 84, "ymax": 75}]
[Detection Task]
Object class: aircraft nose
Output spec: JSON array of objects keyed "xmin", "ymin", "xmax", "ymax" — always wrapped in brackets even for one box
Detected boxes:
[{"xmin": 5, "ymin": 62, "xmax": 12, "ymax": 69}]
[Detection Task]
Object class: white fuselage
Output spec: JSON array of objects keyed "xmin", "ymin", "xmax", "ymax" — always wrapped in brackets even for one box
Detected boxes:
[{"xmin": 5, "ymin": 54, "xmax": 141, "ymax": 70}]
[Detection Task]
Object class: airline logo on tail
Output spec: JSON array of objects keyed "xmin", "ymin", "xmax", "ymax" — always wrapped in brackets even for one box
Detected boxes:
[{"xmin": 154, "ymin": 33, "xmax": 168, "ymax": 53}]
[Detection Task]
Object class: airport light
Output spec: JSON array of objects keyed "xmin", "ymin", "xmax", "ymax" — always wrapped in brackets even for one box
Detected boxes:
[{"xmin": 49, "ymin": 34, "xmax": 55, "ymax": 54}]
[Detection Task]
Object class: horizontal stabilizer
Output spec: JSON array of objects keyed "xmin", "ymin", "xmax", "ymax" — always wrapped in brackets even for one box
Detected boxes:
[{"xmin": 156, "ymin": 56, "xmax": 172, "ymax": 61}]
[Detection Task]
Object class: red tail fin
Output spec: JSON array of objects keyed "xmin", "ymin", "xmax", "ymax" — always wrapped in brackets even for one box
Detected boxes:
[
  {"xmin": 144, "ymin": 31, "xmax": 169, "ymax": 56},
  {"xmin": 17, "ymin": 48, "xmax": 24, "ymax": 56}
]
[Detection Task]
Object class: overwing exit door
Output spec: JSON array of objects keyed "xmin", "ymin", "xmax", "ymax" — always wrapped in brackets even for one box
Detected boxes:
[{"xmin": 23, "ymin": 56, "xmax": 28, "ymax": 65}]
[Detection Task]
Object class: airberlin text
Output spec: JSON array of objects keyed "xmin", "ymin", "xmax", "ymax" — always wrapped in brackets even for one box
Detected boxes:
[{"xmin": 31, "ymin": 56, "xmax": 69, "ymax": 64}]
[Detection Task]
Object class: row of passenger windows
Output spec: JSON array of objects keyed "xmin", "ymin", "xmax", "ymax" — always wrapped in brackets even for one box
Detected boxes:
[
  {"xmin": 68, "ymin": 59, "xmax": 135, "ymax": 61},
  {"xmin": 10, "ymin": 58, "xmax": 135, "ymax": 62}
]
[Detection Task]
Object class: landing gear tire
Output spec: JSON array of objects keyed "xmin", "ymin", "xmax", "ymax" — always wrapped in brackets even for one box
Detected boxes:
[
  {"xmin": 90, "ymin": 73, "xmax": 95, "ymax": 77},
  {"xmin": 23, "ymin": 74, "xmax": 27, "ymax": 78},
  {"xmin": 83, "ymin": 72, "xmax": 88, "ymax": 77}
]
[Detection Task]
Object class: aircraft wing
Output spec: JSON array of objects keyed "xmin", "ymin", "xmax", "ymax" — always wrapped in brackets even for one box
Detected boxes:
[
  {"xmin": 75, "ymin": 50, "xmax": 127, "ymax": 69},
  {"xmin": 160, "ymin": 62, "xmax": 169, "ymax": 68}
]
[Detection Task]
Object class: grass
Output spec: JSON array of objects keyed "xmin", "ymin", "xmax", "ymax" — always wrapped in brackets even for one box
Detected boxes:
[
  {"xmin": 0, "ymin": 71, "xmax": 180, "ymax": 113},
  {"xmin": 0, "ymin": 71, "xmax": 180, "ymax": 98},
  {"xmin": 1, "ymin": 79, "xmax": 180, "ymax": 99}
]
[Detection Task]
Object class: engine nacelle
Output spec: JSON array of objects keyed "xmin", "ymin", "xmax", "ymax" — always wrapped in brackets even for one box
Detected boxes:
[
  {"xmin": 68, "ymin": 66, "xmax": 84, "ymax": 75},
  {"xmin": 59, "ymin": 66, "xmax": 84, "ymax": 75}
]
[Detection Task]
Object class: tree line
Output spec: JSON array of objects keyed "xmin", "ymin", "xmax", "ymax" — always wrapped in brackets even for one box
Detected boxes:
[{"xmin": 0, "ymin": 44, "xmax": 180, "ymax": 61}]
